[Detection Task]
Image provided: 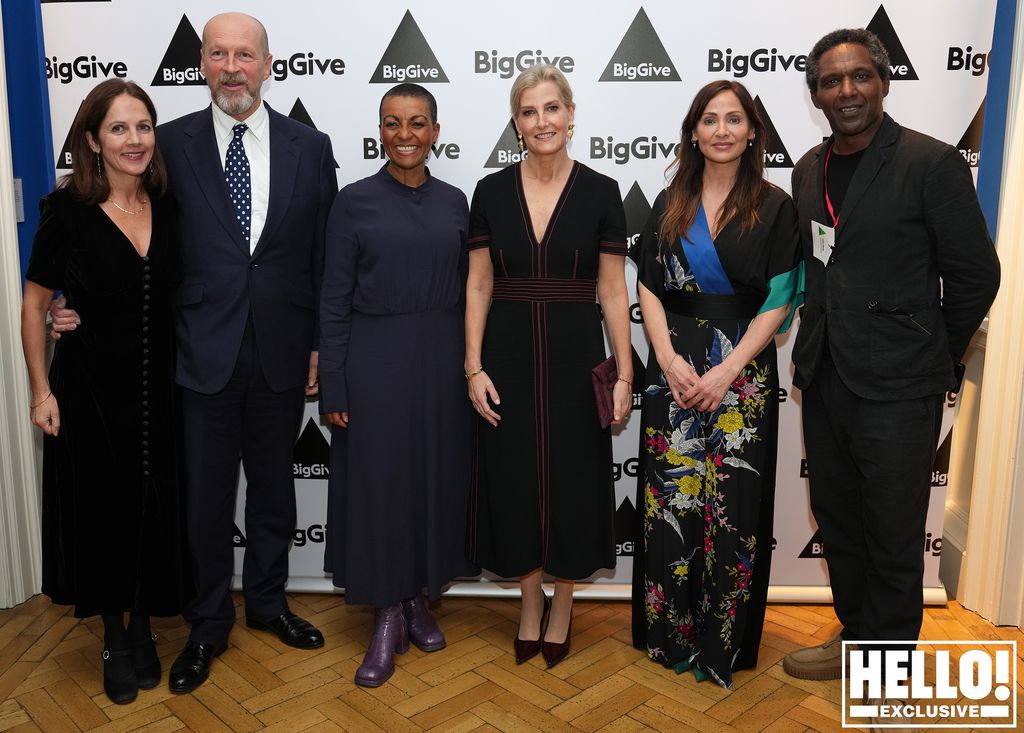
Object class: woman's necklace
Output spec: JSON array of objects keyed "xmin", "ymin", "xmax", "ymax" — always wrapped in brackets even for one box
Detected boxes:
[{"xmin": 108, "ymin": 197, "xmax": 148, "ymax": 216}]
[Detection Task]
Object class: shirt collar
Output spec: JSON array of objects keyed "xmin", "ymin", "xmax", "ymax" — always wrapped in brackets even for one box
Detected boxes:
[{"xmin": 210, "ymin": 100, "xmax": 269, "ymax": 144}]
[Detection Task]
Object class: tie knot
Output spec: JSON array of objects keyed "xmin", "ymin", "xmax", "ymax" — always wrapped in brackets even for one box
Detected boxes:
[{"xmin": 232, "ymin": 124, "xmax": 248, "ymax": 139}]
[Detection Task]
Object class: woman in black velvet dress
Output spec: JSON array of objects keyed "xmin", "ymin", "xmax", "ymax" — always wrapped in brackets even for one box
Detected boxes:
[{"xmin": 21, "ymin": 80, "xmax": 188, "ymax": 705}]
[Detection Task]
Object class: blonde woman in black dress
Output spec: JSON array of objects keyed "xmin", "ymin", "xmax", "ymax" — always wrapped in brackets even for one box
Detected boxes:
[{"xmin": 465, "ymin": 65, "xmax": 632, "ymax": 668}]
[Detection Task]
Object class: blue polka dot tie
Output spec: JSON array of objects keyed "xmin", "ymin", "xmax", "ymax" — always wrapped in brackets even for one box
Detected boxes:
[{"xmin": 225, "ymin": 123, "xmax": 252, "ymax": 244}]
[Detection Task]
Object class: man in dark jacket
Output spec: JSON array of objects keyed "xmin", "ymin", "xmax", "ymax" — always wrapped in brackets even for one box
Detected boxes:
[{"xmin": 783, "ymin": 28, "xmax": 999, "ymax": 684}]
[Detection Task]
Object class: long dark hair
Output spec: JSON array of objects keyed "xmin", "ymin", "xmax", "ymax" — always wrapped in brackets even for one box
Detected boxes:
[
  {"xmin": 59, "ymin": 79, "xmax": 167, "ymax": 204},
  {"xmin": 659, "ymin": 80, "xmax": 768, "ymax": 243}
]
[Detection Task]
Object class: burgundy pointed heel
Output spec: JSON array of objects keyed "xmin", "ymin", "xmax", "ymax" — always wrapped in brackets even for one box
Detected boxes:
[
  {"xmin": 514, "ymin": 594, "xmax": 550, "ymax": 664},
  {"xmin": 542, "ymin": 612, "xmax": 573, "ymax": 668}
]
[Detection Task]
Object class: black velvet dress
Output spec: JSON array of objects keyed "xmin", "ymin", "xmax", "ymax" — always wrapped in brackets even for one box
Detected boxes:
[
  {"xmin": 26, "ymin": 188, "xmax": 190, "ymax": 618},
  {"xmin": 466, "ymin": 162, "xmax": 627, "ymax": 580}
]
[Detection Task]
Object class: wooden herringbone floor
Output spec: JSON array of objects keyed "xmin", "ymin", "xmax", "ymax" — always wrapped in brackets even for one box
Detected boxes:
[{"xmin": 0, "ymin": 594, "xmax": 1020, "ymax": 732}]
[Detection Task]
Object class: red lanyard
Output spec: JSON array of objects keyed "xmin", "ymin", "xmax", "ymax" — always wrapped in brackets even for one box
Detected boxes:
[{"xmin": 823, "ymin": 143, "xmax": 839, "ymax": 227}]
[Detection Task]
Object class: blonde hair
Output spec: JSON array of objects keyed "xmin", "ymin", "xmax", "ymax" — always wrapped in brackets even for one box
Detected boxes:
[{"xmin": 509, "ymin": 64, "xmax": 575, "ymax": 115}]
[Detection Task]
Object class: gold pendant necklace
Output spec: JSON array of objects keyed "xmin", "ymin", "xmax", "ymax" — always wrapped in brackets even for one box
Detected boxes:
[{"xmin": 108, "ymin": 197, "xmax": 148, "ymax": 216}]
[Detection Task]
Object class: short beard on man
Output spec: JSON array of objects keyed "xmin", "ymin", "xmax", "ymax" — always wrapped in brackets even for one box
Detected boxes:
[{"xmin": 212, "ymin": 73, "xmax": 256, "ymax": 117}]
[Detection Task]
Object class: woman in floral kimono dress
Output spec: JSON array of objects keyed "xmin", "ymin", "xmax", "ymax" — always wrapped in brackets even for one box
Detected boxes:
[{"xmin": 630, "ymin": 80, "xmax": 802, "ymax": 688}]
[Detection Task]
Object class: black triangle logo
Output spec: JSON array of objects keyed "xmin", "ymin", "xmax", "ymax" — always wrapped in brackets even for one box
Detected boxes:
[
  {"xmin": 232, "ymin": 523, "xmax": 247, "ymax": 547},
  {"xmin": 369, "ymin": 11, "xmax": 449, "ymax": 84},
  {"xmin": 614, "ymin": 497, "xmax": 637, "ymax": 555},
  {"xmin": 755, "ymin": 96, "xmax": 793, "ymax": 168},
  {"xmin": 956, "ymin": 99, "xmax": 984, "ymax": 168},
  {"xmin": 798, "ymin": 528, "xmax": 826, "ymax": 558},
  {"xmin": 287, "ymin": 99, "xmax": 340, "ymax": 168},
  {"xmin": 932, "ymin": 425, "xmax": 952, "ymax": 487},
  {"xmin": 623, "ymin": 181, "xmax": 651, "ymax": 263},
  {"xmin": 866, "ymin": 5, "xmax": 918, "ymax": 81},
  {"xmin": 484, "ymin": 118, "xmax": 526, "ymax": 169},
  {"xmin": 151, "ymin": 14, "xmax": 205, "ymax": 86},
  {"xmin": 55, "ymin": 101, "xmax": 83, "ymax": 170},
  {"xmin": 293, "ymin": 418, "xmax": 330, "ymax": 480},
  {"xmin": 599, "ymin": 8, "xmax": 681, "ymax": 82},
  {"xmin": 623, "ymin": 181, "xmax": 652, "ymax": 242}
]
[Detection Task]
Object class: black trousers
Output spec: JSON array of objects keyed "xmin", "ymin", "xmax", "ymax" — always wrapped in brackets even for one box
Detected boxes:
[
  {"xmin": 180, "ymin": 319, "xmax": 305, "ymax": 644},
  {"xmin": 802, "ymin": 359, "xmax": 942, "ymax": 645}
]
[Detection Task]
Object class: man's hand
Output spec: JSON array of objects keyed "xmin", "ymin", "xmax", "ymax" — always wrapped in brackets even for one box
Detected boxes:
[
  {"xmin": 325, "ymin": 411, "xmax": 348, "ymax": 428},
  {"xmin": 305, "ymin": 351, "xmax": 319, "ymax": 397},
  {"xmin": 48, "ymin": 294, "xmax": 80, "ymax": 340}
]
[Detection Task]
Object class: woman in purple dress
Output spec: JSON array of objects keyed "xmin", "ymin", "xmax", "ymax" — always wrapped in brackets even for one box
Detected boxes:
[{"xmin": 318, "ymin": 84, "xmax": 477, "ymax": 688}]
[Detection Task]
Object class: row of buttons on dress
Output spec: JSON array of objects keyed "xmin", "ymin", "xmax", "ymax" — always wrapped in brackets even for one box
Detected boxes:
[{"xmin": 141, "ymin": 255, "xmax": 151, "ymax": 478}]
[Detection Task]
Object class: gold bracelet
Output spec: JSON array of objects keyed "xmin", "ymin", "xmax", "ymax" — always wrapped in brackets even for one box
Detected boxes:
[
  {"xmin": 465, "ymin": 366, "xmax": 483, "ymax": 380},
  {"xmin": 617, "ymin": 377, "xmax": 632, "ymax": 387},
  {"xmin": 30, "ymin": 391, "xmax": 52, "ymax": 409}
]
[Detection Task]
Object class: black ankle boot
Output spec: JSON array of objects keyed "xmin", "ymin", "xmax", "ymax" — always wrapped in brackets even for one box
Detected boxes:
[
  {"xmin": 132, "ymin": 633, "xmax": 161, "ymax": 689},
  {"xmin": 102, "ymin": 647, "xmax": 138, "ymax": 704}
]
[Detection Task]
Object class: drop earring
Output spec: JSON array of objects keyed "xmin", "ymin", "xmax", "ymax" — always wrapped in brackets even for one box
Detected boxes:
[
  {"xmin": 96, "ymin": 152, "xmax": 103, "ymax": 177},
  {"xmin": 516, "ymin": 131, "xmax": 525, "ymax": 152},
  {"xmin": 567, "ymin": 122, "xmax": 575, "ymax": 141}
]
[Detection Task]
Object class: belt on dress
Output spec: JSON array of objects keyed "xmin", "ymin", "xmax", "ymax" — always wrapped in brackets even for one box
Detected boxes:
[
  {"xmin": 662, "ymin": 290, "xmax": 763, "ymax": 319},
  {"xmin": 492, "ymin": 277, "xmax": 597, "ymax": 303}
]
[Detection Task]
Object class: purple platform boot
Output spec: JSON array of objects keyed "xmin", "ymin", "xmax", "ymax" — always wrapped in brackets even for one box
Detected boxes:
[
  {"xmin": 355, "ymin": 604, "xmax": 409, "ymax": 687},
  {"xmin": 402, "ymin": 595, "xmax": 446, "ymax": 652}
]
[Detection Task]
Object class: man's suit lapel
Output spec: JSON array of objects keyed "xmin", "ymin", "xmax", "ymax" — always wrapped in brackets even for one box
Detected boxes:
[
  {"xmin": 836, "ymin": 114, "xmax": 900, "ymax": 241},
  {"xmin": 182, "ymin": 109, "xmax": 250, "ymax": 255},
  {"xmin": 252, "ymin": 106, "xmax": 299, "ymax": 259}
]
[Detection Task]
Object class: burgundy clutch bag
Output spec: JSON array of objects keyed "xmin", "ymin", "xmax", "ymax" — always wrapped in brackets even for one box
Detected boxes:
[{"xmin": 591, "ymin": 355, "xmax": 617, "ymax": 429}]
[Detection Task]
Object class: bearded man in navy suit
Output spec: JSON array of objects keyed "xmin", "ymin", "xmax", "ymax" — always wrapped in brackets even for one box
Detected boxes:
[{"xmin": 158, "ymin": 12, "xmax": 338, "ymax": 692}]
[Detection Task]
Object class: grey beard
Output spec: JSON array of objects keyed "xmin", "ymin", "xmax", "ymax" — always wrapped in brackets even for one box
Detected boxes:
[{"xmin": 213, "ymin": 87, "xmax": 256, "ymax": 117}]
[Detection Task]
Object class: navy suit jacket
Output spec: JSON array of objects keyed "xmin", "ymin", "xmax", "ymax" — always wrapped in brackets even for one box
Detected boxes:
[
  {"xmin": 791, "ymin": 114, "xmax": 999, "ymax": 400},
  {"xmin": 158, "ymin": 103, "xmax": 338, "ymax": 394}
]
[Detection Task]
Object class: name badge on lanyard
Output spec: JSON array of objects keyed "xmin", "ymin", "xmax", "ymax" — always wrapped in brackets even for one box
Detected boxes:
[
  {"xmin": 811, "ymin": 220, "xmax": 835, "ymax": 266},
  {"xmin": 814, "ymin": 143, "xmax": 840, "ymax": 267}
]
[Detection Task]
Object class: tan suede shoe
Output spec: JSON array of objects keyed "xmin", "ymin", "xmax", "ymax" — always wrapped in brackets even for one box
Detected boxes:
[{"xmin": 782, "ymin": 634, "xmax": 848, "ymax": 680}]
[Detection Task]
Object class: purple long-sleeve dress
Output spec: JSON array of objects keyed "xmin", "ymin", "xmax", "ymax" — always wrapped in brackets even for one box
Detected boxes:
[{"xmin": 319, "ymin": 166, "xmax": 478, "ymax": 605}]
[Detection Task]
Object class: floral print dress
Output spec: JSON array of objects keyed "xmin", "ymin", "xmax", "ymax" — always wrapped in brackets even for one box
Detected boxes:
[{"xmin": 630, "ymin": 186, "xmax": 802, "ymax": 688}]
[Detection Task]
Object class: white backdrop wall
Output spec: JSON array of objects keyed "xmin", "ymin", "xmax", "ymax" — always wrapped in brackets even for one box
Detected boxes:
[{"xmin": 38, "ymin": 0, "xmax": 995, "ymax": 596}]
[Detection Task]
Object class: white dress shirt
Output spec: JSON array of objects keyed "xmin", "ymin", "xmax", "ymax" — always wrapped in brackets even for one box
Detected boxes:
[{"xmin": 211, "ymin": 101, "xmax": 270, "ymax": 254}]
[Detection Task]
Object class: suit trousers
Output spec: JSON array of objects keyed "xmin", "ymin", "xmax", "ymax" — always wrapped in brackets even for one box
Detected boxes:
[
  {"xmin": 802, "ymin": 358, "xmax": 942, "ymax": 646},
  {"xmin": 181, "ymin": 317, "xmax": 304, "ymax": 644}
]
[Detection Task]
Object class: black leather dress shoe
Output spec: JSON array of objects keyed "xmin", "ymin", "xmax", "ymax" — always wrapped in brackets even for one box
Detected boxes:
[
  {"xmin": 169, "ymin": 640, "xmax": 227, "ymax": 694},
  {"xmin": 247, "ymin": 612, "xmax": 324, "ymax": 649}
]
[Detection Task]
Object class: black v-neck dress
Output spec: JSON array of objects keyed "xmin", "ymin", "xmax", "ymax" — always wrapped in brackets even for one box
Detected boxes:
[
  {"xmin": 26, "ymin": 188, "xmax": 190, "ymax": 618},
  {"xmin": 466, "ymin": 161, "xmax": 627, "ymax": 579}
]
